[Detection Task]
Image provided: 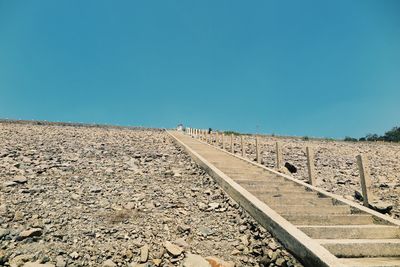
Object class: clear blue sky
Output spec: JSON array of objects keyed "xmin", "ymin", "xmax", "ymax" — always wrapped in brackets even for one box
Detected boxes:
[{"xmin": 1, "ymin": 1, "xmax": 399, "ymax": 138}]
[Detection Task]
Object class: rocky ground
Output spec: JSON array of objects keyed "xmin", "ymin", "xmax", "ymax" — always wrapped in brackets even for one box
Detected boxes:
[
  {"xmin": 0, "ymin": 122, "xmax": 302, "ymax": 267},
  {"xmin": 222, "ymin": 134, "xmax": 400, "ymax": 218}
]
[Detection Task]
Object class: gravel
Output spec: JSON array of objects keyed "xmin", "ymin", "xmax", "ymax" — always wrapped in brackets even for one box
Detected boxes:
[{"xmin": 0, "ymin": 122, "xmax": 302, "ymax": 267}]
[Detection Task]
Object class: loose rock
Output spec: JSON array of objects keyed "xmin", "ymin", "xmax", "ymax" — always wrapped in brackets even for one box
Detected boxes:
[
  {"xmin": 164, "ymin": 241, "xmax": 184, "ymax": 256},
  {"xmin": 184, "ymin": 254, "xmax": 211, "ymax": 267},
  {"xmin": 17, "ymin": 228, "xmax": 42, "ymax": 240}
]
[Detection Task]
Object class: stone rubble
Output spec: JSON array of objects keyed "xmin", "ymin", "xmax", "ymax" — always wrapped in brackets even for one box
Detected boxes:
[{"xmin": 0, "ymin": 122, "xmax": 302, "ymax": 267}]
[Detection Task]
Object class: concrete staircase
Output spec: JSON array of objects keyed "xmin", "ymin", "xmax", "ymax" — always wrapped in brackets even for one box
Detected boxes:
[{"xmin": 169, "ymin": 131, "xmax": 400, "ymax": 267}]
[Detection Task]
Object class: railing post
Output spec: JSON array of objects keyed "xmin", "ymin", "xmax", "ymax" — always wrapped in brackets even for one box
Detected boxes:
[
  {"xmin": 241, "ymin": 135, "xmax": 244, "ymax": 157},
  {"xmin": 214, "ymin": 132, "xmax": 217, "ymax": 145},
  {"xmin": 231, "ymin": 134, "xmax": 234, "ymax": 153},
  {"xmin": 216, "ymin": 131, "xmax": 219, "ymax": 146},
  {"xmin": 222, "ymin": 133, "xmax": 225, "ymax": 150},
  {"xmin": 306, "ymin": 147, "xmax": 316, "ymax": 186},
  {"xmin": 256, "ymin": 135, "xmax": 260, "ymax": 164},
  {"xmin": 275, "ymin": 142, "xmax": 283, "ymax": 169},
  {"xmin": 357, "ymin": 154, "xmax": 373, "ymax": 207}
]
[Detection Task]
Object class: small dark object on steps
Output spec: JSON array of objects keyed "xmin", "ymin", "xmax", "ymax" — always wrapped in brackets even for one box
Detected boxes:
[{"xmin": 284, "ymin": 162, "xmax": 297, "ymax": 173}]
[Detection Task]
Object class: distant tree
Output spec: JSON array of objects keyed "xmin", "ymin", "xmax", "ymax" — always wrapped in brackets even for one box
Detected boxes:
[
  {"xmin": 366, "ymin": 134, "xmax": 379, "ymax": 141},
  {"xmin": 224, "ymin": 130, "xmax": 241, "ymax": 136},
  {"xmin": 359, "ymin": 127, "xmax": 400, "ymax": 143},
  {"xmin": 383, "ymin": 127, "xmax": 400, "ymax": 142},
  {"xmin": 344, "ymin": 136, "xmax": 358, "ymax": 142},
  {"xmin": 359, "ymin": 137, "xmax": 366, "ymax": 142}
]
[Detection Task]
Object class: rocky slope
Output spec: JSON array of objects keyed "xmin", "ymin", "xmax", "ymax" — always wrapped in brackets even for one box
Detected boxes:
[{"xmin": 0, "ymin": 122, "xmax": 301, "ymax": 267}]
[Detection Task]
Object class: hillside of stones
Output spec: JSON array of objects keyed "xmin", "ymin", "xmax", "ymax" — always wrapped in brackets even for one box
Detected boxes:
[
  {"xmin": 0, "ymin": 122, "xmax": 302, "ymax": 267},
  {"xmin": 224, "ymin": 134, "xmax": 400, "ymax": 218}
]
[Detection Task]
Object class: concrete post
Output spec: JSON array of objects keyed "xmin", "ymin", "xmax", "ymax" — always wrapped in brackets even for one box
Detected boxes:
[
  {"xmin": 241, "ymin": 135, "xmax": 244, "ymax": 157},
  {"xmin": 256, "ymin": 136, "xmax": 260, "ymax": 164},
  {"xmin": 275, "ymin": 142, "xmax": 283, "ymax": 169},
  {"xmin": 222, "ymin": 134, "xmax": 225, "ymax": 150},
  {"xmin": 213, "ymin": 132, "xmax": 216, "ymax": 145},
  {"xmin": 231, "ymin": 134, "xmax": 234, "ymax": 153},
  {"xmin": 306, "ymin": 147, "xmax": 316, "ymax": 186},
  {"xmin": 357, "ymin": 154, "xmax": 374, "ymax": 207},
  {"xmin": 216, "ymin": 131, "xmax": 219, "ymax": 146}
]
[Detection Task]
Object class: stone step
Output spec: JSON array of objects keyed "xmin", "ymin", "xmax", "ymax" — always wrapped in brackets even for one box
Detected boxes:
[
  {"xmin": 248, "ymin": 189, "xmax": 316, "ymax": 195},
  {"xmin": 223, "ymin": 173, "xmax": 271, "ymax": 180},
  {"xmin": 283, "ymin": 214, "xmax": 374, "ymax": 225},
  {"xmin": 234, "ymin": 178, "xmax": 297, "ymax": 185},
  {"xmin": 318, "ymin": 239, "xmax": 400, "ymax": 257},
  {"xmin": 262, "ymin": 197, "xmax": 334, "ymax": 206},
  {"xmin": 219, "ymin": 166, "xmax": 270, "ymax": 171},
  {"xmin": 339, "ymin": 257, "xmax": 400, "ymax": 267},
  {"xmin": 260, "ymin": 195, "xmax": 333, "ymax": 205},
  {"xmin": 238, "ymin": 183, "xmax": 303, "ymax": 190},
  {"xmin": 239, "ymin": 184, "xmax": 302, "ymax": 191},
  {"xmin": 222, "ymin": 171, "xmax": 272, "ymax": 177},
  {"xmin": 271, "ymin": 205, "xmax": 351, "ymax": 215},
  {"xmin": 298, "ymin": 225, "xmax": 400, "ymax": 239}
]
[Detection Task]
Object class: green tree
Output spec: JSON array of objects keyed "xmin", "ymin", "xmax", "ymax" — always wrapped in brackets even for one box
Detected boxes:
[{"xmin": 383, "ymin": 127, "xmax": 400, "ymax": 142}]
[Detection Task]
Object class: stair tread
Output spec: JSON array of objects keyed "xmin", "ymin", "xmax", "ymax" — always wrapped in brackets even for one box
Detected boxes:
[
  {"xmin": 339, "ymin": 257, "xmax": 400, "ymax": 267},
  {"xmin": 298, "ymin": 225, "xmax": 398, "ymax": 228},
  {"xmin": 317, "ymin": 239, "xmax": 400, "ymax": 244}
]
